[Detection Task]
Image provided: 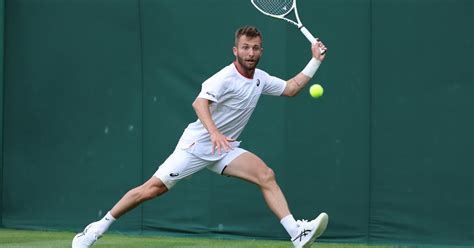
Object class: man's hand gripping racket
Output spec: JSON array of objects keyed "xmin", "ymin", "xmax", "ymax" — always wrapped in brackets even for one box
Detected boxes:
[{"xmin": 251, "ymin": 0, "xmax": 327, "ymax": 54}]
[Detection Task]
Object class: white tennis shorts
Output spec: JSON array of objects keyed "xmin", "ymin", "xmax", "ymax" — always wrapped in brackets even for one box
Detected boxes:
[{"xmin": 154, "ymin": 146, "xmax": 247, "ymax": 189}]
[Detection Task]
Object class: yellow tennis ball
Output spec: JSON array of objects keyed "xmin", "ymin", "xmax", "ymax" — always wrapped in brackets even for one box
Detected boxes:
[{"xmin": 309, "ymin": 84, "xmax": 324, "ymax": 98}]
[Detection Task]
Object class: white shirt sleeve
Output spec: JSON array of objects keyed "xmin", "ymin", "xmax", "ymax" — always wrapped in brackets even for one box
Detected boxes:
[
  {"xmin": 262, "ymin": 75, "xmax": 287, "ymax": 96},
  {"xmin": 197, "ymin": 74, "xmax": 227, "ymax": 103}
]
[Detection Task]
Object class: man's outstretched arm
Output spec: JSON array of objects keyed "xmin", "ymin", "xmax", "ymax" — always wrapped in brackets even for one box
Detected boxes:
[{"xmin": 282, "ymin": 41, "xmax": 327, "ymax": 97}]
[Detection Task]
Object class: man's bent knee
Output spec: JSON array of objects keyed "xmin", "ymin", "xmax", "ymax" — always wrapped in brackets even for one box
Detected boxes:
[
  {"xmin": 257, "ymin": 167, "xmax": 276, "ymax": 187},
  {"xmin": 140, "ymin": 177, "xmax": 168, "ymax": 200}
]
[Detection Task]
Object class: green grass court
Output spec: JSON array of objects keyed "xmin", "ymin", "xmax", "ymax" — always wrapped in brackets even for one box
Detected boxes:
[{"xmin": 0, "ymin": 228, "xmax": 412, "ymax": 248}]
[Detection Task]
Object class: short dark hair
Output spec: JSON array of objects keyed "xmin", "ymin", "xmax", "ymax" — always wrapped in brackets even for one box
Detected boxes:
[{"xmin": 234, "ymin": 26, "xmax": 262, "ymax": 46}]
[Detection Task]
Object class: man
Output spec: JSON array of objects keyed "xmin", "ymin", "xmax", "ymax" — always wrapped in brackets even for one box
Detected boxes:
[{"xmin": 73, "ymin": 25, "xmax": 328, "ymax": 248}]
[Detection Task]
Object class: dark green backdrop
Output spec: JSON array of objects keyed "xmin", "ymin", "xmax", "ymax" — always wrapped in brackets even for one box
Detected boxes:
[{"xmin": 1, "ymin": 0, "xmax": 473, "ymax": 246}]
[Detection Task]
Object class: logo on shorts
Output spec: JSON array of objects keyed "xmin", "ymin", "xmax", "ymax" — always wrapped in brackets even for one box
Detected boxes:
[{"xmin": 169, "ymin": 173, "xmax": 180, "ymax": 177}]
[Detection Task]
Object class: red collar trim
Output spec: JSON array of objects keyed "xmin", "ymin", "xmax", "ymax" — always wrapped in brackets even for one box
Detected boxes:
[{"xmin": 233, "ymin": 61, "xmax": 254, "ymax": 79}]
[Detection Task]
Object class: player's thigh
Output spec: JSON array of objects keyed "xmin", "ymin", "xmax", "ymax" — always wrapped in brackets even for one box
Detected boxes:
[
  {"xmin": 154, "ymin": 149, "xmax": 212, "ymax": 189},
  {"xmin": 221, "ymin": 151, "xmax": 272, "ymax": 185}
]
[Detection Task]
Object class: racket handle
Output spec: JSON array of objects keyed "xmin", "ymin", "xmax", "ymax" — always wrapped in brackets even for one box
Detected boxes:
[
  {"xmin": 300, "ymin": 26, "xmax": 316, "ymax": 43},
  {"xmin": 300, "ymin": 26, "xmax": 326, "ymax": 54}
]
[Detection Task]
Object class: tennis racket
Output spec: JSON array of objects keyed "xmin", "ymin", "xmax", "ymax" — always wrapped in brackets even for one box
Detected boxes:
[{"xmin": 251, "ymin": 0, "xmax": 325, "ymax": 53}]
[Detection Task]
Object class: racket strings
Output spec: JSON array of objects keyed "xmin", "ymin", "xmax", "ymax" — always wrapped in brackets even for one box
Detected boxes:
[{"xmin": 252, "ymin": 0, "xmax": 294, "ymax": 16}]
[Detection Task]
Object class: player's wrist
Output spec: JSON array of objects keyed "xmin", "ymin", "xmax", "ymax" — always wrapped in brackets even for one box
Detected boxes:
[
  {"xmin": 301, "ymin": 58, "xmax": 321, "ymax": 78},
  {"xmin": 208, "ymin": 128, "xmax": 220, "ymax": 136}
]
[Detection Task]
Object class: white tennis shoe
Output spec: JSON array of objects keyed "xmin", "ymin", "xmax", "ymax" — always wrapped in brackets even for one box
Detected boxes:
[
  {"xmin": 292, "ymin": 212, "xmax": 329, "ymax": 248},
  {"xmin": 72, "ymin": 223, "xmax": 101, "ymax": 248}
]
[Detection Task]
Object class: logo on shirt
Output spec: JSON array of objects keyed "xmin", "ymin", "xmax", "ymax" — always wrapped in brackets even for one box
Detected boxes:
[
  {"xmin": 256, "ymin": 79, "xmax": 260, "ymax": 87},
  {"xmin": 206, "ymin": 92, "xmax": 216, "ymax": 98},
  {"xmin": 169, "ymin": 173, "xmax": 180, "ymax": 177}
]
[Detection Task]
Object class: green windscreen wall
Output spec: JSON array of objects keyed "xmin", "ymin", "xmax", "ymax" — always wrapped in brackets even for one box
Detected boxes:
[
  {"xmin": 370, "ymin": 0, "xmax": 473, "ymax": 245},
  {"xmin": 3, "ymin": 0, "xmax": 144, "ymax": 230},
  {"xmin": 2, "ymin": 0, "xmax": 473, "ymax": 246}
]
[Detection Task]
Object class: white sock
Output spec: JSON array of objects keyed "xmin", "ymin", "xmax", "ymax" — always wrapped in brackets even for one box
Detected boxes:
[
  {"xmin": 92, "ymin": 211, "xmax": 116, "ymax": 236},
  {"xmin": 280, "ymin": 214, "xmax": 298, "ymax": 239}
]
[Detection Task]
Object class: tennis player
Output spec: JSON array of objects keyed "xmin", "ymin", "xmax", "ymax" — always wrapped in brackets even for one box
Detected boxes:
[{"xmin": 73, "ymin": 25, "xmax": 328, "ymax": 248}]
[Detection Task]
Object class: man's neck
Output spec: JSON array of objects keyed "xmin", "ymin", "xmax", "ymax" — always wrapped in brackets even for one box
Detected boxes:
[{"xmin": 233, "ymin": 61, "xmax": 254, "ymax": 79}]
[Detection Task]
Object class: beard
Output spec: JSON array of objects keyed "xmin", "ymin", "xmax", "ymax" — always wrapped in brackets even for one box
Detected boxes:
[{"xmin": 236, "ymin": 55, "xmax": 260, "ymax": 71}]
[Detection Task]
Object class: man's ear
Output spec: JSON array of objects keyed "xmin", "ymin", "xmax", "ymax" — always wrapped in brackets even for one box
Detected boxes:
[{"xmin": 232, "ymin": 46, "xmax": 237, "ymax": 57}]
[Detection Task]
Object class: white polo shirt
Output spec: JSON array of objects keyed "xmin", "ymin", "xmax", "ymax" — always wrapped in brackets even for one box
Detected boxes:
[{"xmin": 176, "ymin": 62, "xmax": 287, "ymax": 160}]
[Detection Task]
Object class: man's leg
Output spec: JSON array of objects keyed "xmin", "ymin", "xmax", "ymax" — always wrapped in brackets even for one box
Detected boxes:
[
  {"xmin": 72, "ymin": 177, "xmax": 168, "ymax": 248},
  {"xmin": 222, "ymin": 151, "xmax": 328, "ymax": 248},
  {"xmin": 222, "ymin": 152, "xmax": 289, "ymax": 219},
  {"xmin": 73, "ymin": 148, "xmax": 211, "ymax": 248},
  {"xmin": 96, "ymin": 177, "xmax": 168, "ymax": 234},
  {"xmin": 110, "ymin": 177, "xmax": 168, "ymax": 218}
]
